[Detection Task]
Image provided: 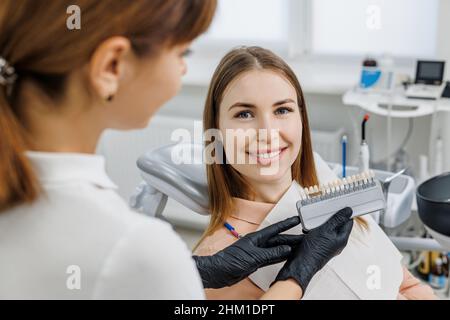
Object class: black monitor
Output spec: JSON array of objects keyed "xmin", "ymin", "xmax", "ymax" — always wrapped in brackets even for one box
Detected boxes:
[{"xmin": 414, "ymin": 60, "xmax": 445, "ymax": 85}]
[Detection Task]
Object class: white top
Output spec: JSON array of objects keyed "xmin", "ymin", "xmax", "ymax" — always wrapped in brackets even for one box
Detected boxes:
[
  {"xmin": 0, "ymin": 152, "xmax": 204, "ymax": 300},
  {"xmin": 250, "ymin": 153, "xmax": 404, "ymax": 299}
]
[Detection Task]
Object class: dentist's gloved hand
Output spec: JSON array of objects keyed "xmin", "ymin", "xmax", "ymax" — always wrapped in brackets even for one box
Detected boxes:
[
  {"xmin": 193, "ymin": 216, "xmax": 303, "ymax": 289},
  {"xmin": 272, "ymin": 207, "xmax": 354, "ymax": 292}
]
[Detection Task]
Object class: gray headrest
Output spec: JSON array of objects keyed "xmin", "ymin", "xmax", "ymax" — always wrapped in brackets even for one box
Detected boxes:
[{"xmin": 137, "ymin": 143, "xmax": 209, "ymax": 215}]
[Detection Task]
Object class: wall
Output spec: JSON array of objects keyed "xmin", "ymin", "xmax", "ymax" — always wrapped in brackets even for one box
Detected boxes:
[
  {"xmin": 98, "ymin": 1, "xmax": 450, "ymax": 239},
  {"xmin": 437, "ymin": 0, "xmax": 450, "ymax": 80},
  {"xmin": 436, "ymin": 0, "xmax": 450, "ymax": 173}
]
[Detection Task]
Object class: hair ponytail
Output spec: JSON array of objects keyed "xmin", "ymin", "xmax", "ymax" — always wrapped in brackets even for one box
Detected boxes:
[{"xmin": 0, "ymin": 88, "xmax": 39, "ymax": 211}]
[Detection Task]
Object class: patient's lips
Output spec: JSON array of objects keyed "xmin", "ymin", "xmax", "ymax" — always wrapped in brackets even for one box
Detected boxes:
[{"xmin": 247, "ymin": 146, "xmax": 288, "ymax": 165}]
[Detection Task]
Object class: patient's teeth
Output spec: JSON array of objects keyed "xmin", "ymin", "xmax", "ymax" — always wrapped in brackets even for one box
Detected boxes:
[{"xmin": 255, "ymin": 150, "xmax": 281, "ymax": 159}]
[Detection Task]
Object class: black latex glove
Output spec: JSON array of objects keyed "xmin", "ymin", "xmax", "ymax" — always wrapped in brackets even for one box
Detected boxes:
[
  {"xmin": 273, "ymin": 207, "xmax": 354, "ymax": 292},
  {"xmin": 193, "ymin": 216, "xmax": 303, "ymax": 289}
]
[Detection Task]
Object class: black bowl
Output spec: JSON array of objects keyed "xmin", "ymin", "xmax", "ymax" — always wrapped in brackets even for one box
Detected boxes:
[{"xmin": 416, "ymin": 172, "xmax": 450, "ymax": 236}]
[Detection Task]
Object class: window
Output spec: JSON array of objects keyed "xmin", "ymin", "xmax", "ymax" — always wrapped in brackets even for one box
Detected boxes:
[
  {"xmin": 193, "ymin": 0, "xmax": 440, "ymax": 60},
  {"xmin": 310, "ymin": 0, "xmax": 440, "ymax": 58},
  {"xmin": 194, "ymin": 0, "xmax": 290, "ymax": 53}
]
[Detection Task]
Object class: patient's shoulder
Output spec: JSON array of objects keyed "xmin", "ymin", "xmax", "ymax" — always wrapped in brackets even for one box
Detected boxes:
[{"xmin": 193, "ymin": 227, "xmax": 236, "ymax": 256}]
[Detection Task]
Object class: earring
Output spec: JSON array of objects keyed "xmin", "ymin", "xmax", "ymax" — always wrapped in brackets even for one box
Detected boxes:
[{"xmin": 106, "ymin": 94, "xmax": 114, "ymax": 102}]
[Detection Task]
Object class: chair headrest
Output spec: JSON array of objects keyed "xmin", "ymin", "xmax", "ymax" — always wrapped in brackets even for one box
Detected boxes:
[{"xmin": 137, "ymin": 143, "xmax": 209, "ymax": 215}]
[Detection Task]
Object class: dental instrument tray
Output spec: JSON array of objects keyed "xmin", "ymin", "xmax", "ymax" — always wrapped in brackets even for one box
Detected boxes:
[{"xmin": 296, "ymin": 171, "xmax": 385, "ymax": 231}]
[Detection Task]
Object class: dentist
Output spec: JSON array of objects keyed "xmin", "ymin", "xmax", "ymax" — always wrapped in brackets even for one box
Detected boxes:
[{"xmin": 0, "ymin": 0, "xmax": 353, "ymax": 299}]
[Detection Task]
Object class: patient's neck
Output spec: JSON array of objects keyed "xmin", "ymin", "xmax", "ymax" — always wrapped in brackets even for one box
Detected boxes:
[{"xmin": 248, "ymin": 173, "xmax": 293, "ymax": 204}]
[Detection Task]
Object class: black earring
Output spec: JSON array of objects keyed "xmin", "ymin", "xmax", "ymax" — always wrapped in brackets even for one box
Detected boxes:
[{"xmin": 106, "ymin": 94, "xmax": 114, "ymax": 102}]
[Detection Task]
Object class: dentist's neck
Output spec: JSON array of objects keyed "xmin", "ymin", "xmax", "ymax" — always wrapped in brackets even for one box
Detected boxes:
[
  {"xmin": 18, "ymin": 80, "xmax": 105, "ymax": 154},
  {"xmin": 248, "ymin": 173, "xmax": 293, "ymax": 204}
]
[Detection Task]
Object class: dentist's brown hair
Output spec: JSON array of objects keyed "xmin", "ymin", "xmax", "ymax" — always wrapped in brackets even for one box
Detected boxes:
[
  {"xmin": 199, "ymin": 46, "xmax": 366, "ymax": 246},
  {"xmin": 0, "ymin": 0, "xmax": 216, "ymax": 211}
]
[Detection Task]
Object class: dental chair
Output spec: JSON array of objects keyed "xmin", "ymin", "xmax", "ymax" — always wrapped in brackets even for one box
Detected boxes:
[
  {"xmin": 131, "ymin": 143, "xmax": 209, "ymax": 218},
  {"xmin": 131, "ymin": 143, "xmax": 450, "ymax": 252}
]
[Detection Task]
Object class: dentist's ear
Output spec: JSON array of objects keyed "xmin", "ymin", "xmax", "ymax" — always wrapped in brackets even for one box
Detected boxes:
[{"xmin": 88, "ymin": 36, "xmax": 132, "ymax": 102}]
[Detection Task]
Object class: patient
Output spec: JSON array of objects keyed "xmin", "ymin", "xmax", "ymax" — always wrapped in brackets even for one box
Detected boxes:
[{"xmin": 194, "ymin": 46, "xmax": 436, "ymax": 300}]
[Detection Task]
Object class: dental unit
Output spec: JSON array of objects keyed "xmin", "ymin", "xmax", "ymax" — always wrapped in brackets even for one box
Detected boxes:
[{"xmin": 358, "ymin": 114, "xmax": 370, "ymax": 172}]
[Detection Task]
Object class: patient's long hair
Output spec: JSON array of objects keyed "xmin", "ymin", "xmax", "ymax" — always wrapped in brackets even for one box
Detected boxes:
[{"xmin": 197, "ymin": 47, "xmax": 366, "ymax": 249}]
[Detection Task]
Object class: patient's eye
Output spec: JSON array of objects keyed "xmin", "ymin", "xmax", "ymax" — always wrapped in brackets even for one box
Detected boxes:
[
  {"xmin": 234, "ymin": 110, "xmax": 254, "ymax": 119},
  {"xmin": 275, "ymin": 106, "xmax": 294, "ymax": 115}
]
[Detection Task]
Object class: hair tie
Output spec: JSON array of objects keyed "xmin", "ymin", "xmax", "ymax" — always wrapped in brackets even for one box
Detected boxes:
[{"xmin": 0, "ymin": 56, "xmax": 17, "ymax": 87}]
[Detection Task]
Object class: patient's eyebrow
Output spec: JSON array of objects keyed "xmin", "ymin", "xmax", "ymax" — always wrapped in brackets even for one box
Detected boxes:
[
  {"xmin": 273, "ymin": 98, "xmax": 296, "ymax": 106},
  {"xmin": 228, "ymin": 102, "xmax": 256, "ymax": 110},
  {"xmin": 229, "ymin": 99, "xmax": 296, "ymax": 110}
]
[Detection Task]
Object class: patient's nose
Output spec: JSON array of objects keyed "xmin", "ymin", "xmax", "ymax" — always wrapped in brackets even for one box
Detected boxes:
[{"xmin": 256, "ymin": 116, "xmax": 280, "ymax": 145}]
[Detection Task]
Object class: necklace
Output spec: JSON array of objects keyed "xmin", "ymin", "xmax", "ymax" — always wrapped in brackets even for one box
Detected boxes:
[{"xmin": 229, "ymin": 215, "xmax": 260, "ymax": 226}]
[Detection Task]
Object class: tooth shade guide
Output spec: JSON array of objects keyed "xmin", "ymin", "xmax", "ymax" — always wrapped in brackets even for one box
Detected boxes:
[
  {"xmin": 300, "ymin": 171, "xmax": 377, "ymax": 203},
  {"xmin": 304, "ymin": 185, "xmax": 321, "ymax": 197},
  {"xmin": 297, "ymin": 176, "xmax": 384, "ymax": 231}
]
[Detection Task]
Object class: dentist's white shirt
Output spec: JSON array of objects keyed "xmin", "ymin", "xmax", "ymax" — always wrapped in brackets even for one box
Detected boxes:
[{"xmin": 0, "ymin": 152, "xmax": 205, "ymax": 300}]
